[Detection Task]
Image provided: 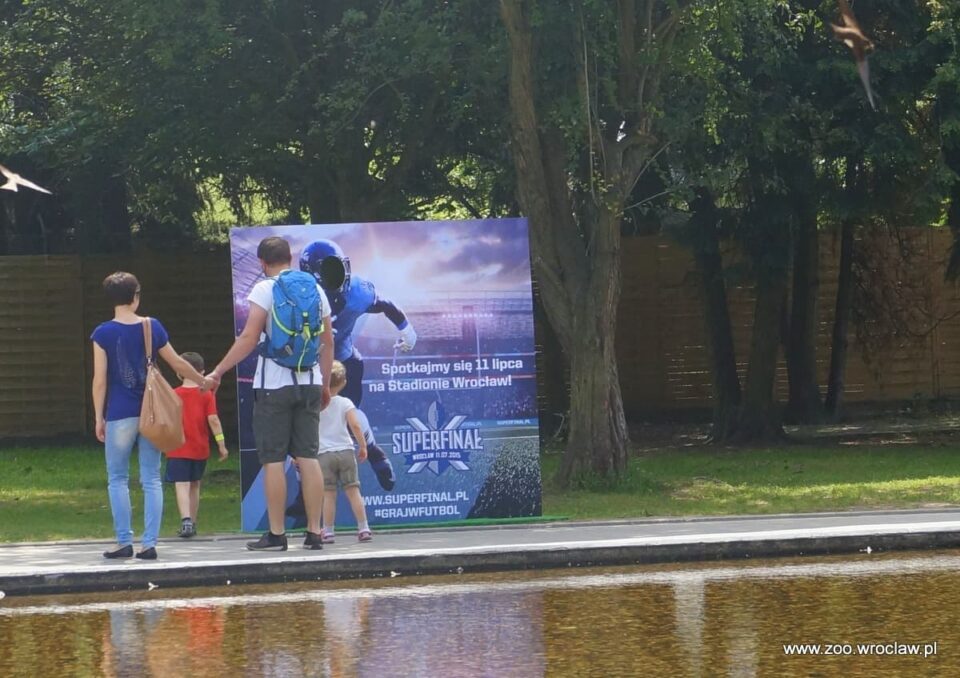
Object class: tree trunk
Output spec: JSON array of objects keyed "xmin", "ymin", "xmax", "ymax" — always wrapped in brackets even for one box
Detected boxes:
[
  {"xmin": 560, "ymin": 289, "xmax": 630, "ymax": 483},
  {"xmin": 304, "ymin": 137, "xmax": 340, "ymax": 224},
  {"xmin": 501, "ymin": 0, "xmax": 630, "ymax": 486},
  {"xmin": 825, "ymin": 215, "xmax": 855, "ymax": 418},
  {"xmin": 735, "ymin": 269, "xmax": 788, "ymax": 442},
  {"xmin": 70, "ymin": 164, "xmax": 132, "ymax": 254},
  {"xmin": 785, "ymin": 197, "xmax": 822, "ymax": 422},
  {"xmin": 532, "ymin": 285, "xmax": 569, "ymax": 439},
  {"xmin": 689, "ymin": 189, "xmax": 740, "ymax": 441},
  {"xmin": 100, "ymin": 175, "xmax": 133, "ymax": 253},
  {"xmin": 943, "ymin": 144, "xmax": 960, "ymax": 280},
  {"xmin": 0, "ymin": 200, "xmax": 14, "ymax": 255}
]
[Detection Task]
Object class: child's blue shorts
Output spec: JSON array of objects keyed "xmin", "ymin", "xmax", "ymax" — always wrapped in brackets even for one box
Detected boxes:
[{"xmin": 164, "ymin": 458, "xmax": 207, "ymax": 483}]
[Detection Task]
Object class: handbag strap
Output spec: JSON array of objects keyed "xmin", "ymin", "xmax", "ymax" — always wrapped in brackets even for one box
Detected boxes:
[{"xmin": 141, "ymin": 317, "xmax": 154, "ymax": 367}]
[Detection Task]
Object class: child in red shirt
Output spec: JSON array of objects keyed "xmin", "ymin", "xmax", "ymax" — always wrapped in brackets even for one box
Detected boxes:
[{"xmin": 164, "ymin": 352, "xmax": 229, "ymax": 537}]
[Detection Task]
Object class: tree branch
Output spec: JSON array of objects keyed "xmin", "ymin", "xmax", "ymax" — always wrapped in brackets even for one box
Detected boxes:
[
  {"xmin": 636, "ymin": 0, "xmax": 654, "ymax": 112},
  {"xmin": 617, "ymin": 0, "xmax": 639, "ymax": 120},
  {"xmin": 444, "ymin": 177, "xmax": 485, "ymax": 219},
  {"xmin": 500, "ymin": 0, "xmax": 583, "ymax": 350},
  {"xmin": 576, "ymin": 9, "xmax": 601, "ymax": 202}
]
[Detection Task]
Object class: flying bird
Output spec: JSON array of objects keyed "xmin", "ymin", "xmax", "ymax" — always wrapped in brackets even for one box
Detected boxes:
[
  {"xmin": 0, "ymin": 163, "xmax": 52, "ymax": 194},
  {"xmin": 830, "ymin": 0, "xmax": 876, "ymax": 111}
]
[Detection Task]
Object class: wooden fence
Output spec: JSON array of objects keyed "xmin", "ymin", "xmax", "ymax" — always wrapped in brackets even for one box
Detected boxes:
[
  {"xmin": 1, "ymin": 230, "xmax": 958, "ymax": 438},
  {"xmin": 616, "ymin": 229, "xmax": 960, "ymax": 418},
  {"xmin": 0, "ymin": 252, "xmax": 235, "ymax": 438}
]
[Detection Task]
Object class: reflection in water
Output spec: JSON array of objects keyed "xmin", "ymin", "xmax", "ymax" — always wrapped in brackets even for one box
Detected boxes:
[
  {"xmin": 105, "ymin": 608, "xmax": 157, "ymax": 676},
  {"xmin": 721, "ymin": 593, "xmax": 757, "ymax": 678},
  {"xmin": 673, "ymin": 580, "xmax": 705, "ymax": 677},
  {"xmin": 2, "ymin": 552, "xmax": 960, "ymax": 676},
  {"xmin": 325, "ymin": 597, "xmax": 370, "ymax": 676}
]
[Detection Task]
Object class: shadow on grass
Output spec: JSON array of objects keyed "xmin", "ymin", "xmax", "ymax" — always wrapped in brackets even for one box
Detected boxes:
[
  {"xmin": 540, "ymin": 454, "xmax": 670, "ymax": 495},
  {"xmin": 541, "ymin": 440, "xmax": 960, "ymax": 518}
]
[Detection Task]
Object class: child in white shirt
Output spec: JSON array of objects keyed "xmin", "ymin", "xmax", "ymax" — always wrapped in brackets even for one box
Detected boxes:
[{"xmin": 318, "ymin": 360, "xmax": 372, "ymax": 542}]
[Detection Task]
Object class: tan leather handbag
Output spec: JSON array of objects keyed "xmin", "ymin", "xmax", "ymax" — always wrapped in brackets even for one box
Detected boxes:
[{"xmin": 138, "ymin": 318, "xmax": 184, "ymax": 453}]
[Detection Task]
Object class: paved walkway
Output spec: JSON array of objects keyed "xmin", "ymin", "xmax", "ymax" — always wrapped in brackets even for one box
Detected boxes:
[{"xmin": 4, "ymin": 509, "xmax": 960, "ymax": 597}]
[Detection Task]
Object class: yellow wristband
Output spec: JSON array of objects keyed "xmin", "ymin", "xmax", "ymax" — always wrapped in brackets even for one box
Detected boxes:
[{"xmin": 214, "ymin": 433, "xmax": 225, "ymax": 442}]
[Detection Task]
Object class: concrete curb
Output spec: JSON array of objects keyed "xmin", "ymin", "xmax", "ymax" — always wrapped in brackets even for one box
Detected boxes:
[
  {"xmin": 7, "ymin": 507, "xmax": 960, "ymax": 549},
  {"xmin": 5, "ymin": 528, "xmax": 960, "ymax": 597}
]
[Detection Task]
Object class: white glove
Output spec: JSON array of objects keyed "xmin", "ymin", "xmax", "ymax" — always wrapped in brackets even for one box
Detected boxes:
[{"xmin": 395, "ymin": 323, "xmax": 417, "ymax": 352}]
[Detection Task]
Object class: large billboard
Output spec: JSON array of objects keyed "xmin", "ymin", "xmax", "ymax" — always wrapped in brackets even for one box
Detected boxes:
[{"xmin": 229, "ymin": 219, "xmax": 541, "ymax": 531}]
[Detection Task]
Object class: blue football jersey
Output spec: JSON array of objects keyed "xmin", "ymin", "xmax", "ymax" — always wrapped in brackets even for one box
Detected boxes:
[{"xmin": 328, "ymin": 276, "xmax": 378, "ymax": 361}]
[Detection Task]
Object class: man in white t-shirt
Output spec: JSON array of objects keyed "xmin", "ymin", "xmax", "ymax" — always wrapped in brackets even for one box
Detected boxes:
[{"xmin": 209, "ymin": 236, "xmax": 333, "ymax": 552}]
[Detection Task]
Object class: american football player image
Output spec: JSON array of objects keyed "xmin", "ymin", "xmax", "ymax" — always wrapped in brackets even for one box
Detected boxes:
[{"xmin": 299, "ymin": 239, "xmax": 417, "ymax": 491}]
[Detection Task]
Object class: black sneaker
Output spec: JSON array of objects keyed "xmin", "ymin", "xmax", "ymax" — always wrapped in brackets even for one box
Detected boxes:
[
  {"xmin": 178, "ymin": 518, "xmax": 196, "ymax": 539},
  {"xmin": 303, "ymin": 531, "xmax": 324, "ymax": 550},
  {"xmin": 246, "ymin": 531, "xmax": 288, "ymax": 551},
  {"xmin": 136, "ymin": 547, "xmax": 158, "ymax": 560},
  {"xmin": 103, "ymin": 544, "xmax": 133, "ymax": 559}
]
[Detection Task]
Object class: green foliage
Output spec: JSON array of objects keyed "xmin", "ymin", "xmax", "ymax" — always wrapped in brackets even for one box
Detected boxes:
[
  {"xmin": 662, "ymin": 0, "xmax": 951, "ymax": 282},
  {"xmin": 3, "ymin": 0, "xmax": 955, "ymax": 258},
  {"xmin": 0, "ymin": 0, "xmax": 514, "ymax": 252}
]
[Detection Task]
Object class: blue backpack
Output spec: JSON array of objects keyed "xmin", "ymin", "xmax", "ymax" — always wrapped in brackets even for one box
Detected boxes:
[{"xmin": 261, "ymin": 270, "xmax": 323, "ymax": 372}]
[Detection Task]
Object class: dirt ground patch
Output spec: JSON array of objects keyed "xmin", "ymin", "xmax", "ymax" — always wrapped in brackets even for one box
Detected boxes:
[{"xmin": 625, "ymin": 417, "xmax": 960, "ymax": 454}]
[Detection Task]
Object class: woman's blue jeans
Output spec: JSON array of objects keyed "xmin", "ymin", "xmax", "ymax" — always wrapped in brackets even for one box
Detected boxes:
[{"xmin": 104, "ymin": 417, "xmax": 163, "ymax": 547}]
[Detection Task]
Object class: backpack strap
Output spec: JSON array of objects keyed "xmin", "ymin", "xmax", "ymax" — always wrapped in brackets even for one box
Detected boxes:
[
  {"xmin": 141, "ymin": 318, "xmax": 153, "ymax": 366},
  {"xmin": 270, "ymin": 274, "xmax": 295, "ymax": 339}
]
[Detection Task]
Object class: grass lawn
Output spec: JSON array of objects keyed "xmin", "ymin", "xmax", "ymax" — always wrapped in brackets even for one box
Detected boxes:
[
  {"xmin": 541, "ymin": 441, "xmax": 960, "ymax": 518},
  {"xmin": 0, "ymin": 447, "xmax": 241, "ymax": 543},
  {"xmin": 2, "ymin": 440, "xmax": 960, "ymax": 542}
]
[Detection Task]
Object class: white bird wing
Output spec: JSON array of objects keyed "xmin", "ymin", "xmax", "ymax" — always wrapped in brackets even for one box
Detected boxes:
[
  {"xmin": 15, "ymin": 176, "xmax": 51, "ymax": 194},
  {"xmin": 0, "ymin": 163, "xmax": 51, "ymax": 193},
  {"xmin": 0, "ymin": 163, "xmax": 17, "ymax": 190}
]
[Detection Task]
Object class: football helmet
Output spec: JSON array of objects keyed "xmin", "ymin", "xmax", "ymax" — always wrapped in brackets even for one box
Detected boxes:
[{"xmin": 299, "ymin": 239, "xmax": 351, "ymax": 293}]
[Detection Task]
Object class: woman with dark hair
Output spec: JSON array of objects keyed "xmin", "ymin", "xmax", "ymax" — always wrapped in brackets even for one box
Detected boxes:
[{"xmin": 91, "ymin": 272, "xmax": 215, "ymax": 560}]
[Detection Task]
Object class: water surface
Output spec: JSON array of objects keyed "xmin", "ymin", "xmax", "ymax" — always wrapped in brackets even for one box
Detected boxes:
[{"xmin": 2, "ymin": 551, "xmax": 959, "ymax": 676}]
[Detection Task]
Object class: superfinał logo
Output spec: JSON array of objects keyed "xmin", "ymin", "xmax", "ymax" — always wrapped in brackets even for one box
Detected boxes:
[{"xmin": 391, "ymin": 410, "xmax": 483, "ymax": 475}]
